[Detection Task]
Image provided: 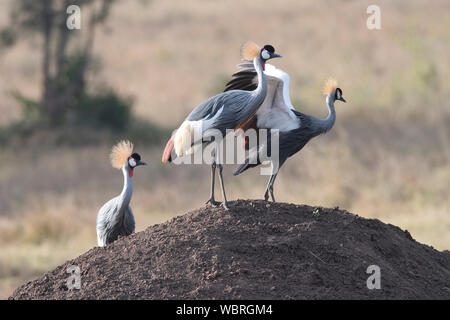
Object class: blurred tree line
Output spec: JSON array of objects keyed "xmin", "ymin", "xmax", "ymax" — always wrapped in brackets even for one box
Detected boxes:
[{"xmin": 0, "ymin": 0, "xmax": 134, "ymax": 133}]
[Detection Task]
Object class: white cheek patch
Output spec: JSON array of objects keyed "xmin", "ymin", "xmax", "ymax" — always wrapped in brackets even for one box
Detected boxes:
[
  {"xmin": 261, "ymin": 50, "xmax": 270, "ymax": 60},
  {"xmin": 336, "ymin": 91, "xmax": 341, "ymax": 99},
  {"xmin": 128, "ymin": 158, "xmax": 137, "ymax": 167}
]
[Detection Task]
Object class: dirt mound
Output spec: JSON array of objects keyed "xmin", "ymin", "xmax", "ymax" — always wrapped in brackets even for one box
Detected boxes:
[{"xmin": 10, "ymin": 200, "xmax": 450, "ymax": 299}]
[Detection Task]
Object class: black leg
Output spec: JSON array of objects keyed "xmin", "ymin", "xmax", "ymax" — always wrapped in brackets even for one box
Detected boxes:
[
  {"xmin": 217, "ymin": 164, "xmax": 229, "ymax": 210},
  {"xmin": 264, "ymin": 188, "xmax": 270, "ymax": 201},
  {"xmin": 264, "ymin": 173, "xmax": 278, "ymax": 202},
  {"xmin": 205, "ymin": 162, "xmax": 221, "ymax": 206},
  {"xmin": 269, "ymin": 173, "xmax": 278, "ymax": 202},
  {"xmin": 269, "ymin": 186, "xmax": 276, "ymax": 202},
  {"xmin": 264, "ymin": 174, "xmax": 273, "ymax": 201}
]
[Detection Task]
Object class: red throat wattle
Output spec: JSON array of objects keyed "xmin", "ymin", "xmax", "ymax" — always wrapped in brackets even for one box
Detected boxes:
[
  {"xmin": 262, "ymin": 62, "xmax": 265, "ymax": 71},
  {"xmin": 129, "ymin": 168, "xmax": 134, "ymax": 178}
]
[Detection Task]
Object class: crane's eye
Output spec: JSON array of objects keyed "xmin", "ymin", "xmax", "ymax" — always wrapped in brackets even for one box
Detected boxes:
[{"xmin": 128, "ymin": 157, "xmax": 137, "ymax": 167}]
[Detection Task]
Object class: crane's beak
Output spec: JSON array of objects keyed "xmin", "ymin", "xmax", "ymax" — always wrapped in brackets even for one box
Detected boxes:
[
  {"xmin": 137, "ymin": 160, "xmax": 147, "ymax": 166},
  {"xmin": 339, "ymin": 97, "xmax": 346, "ymax": 103},
  {"xmin": 271, "ymin": 53, "xmax": 282, "ymax": 59}
]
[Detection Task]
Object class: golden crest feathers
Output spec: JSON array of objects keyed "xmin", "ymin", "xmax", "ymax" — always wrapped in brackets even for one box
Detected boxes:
[
  {"xmin": 323, "ymin": 78, "xmax": 338, "ymax": 95},
  {"xmin": 241, "ymin": 41, "xmax": 260, "ymax": 60},
  {"xmin": 110, "ymin": 140, "xmax": 134, "ymax": 169}
]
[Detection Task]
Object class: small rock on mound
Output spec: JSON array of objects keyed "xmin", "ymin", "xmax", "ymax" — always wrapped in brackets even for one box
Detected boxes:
[{"xmin": 10, "ymin": 200, "xmax": 450, "ymax": 299}]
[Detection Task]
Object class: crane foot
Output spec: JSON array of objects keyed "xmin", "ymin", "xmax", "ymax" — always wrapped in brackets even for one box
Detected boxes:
[
  {"xmin": 222, "ymin": 201, "xmax": 230, "ymax": 210},
  {"xmin": 205, "ymin": 199, "xmax": 221, "ymax": 207}
]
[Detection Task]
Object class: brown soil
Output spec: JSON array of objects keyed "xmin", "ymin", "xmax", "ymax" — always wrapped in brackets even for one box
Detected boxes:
[{"xmin": 10, "ymin": 200, "xmax": 450, "ymax": 300}]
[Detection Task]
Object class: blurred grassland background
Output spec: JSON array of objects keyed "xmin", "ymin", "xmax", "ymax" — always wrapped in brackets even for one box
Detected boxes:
[{"xmin": 0, "ymin": 0, "xmax": 449, "ymax": 298}]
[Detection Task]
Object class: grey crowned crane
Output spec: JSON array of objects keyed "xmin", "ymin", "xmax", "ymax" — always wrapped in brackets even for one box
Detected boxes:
[
  {"xmin": 96, "ymin": 141, "xmax": 147, "ymax": 247},
  {"xmin": 226, "ymin": 63, "xmax": 346, "ymax": 201},
  {"xmin": 162, "ymin": 41, "xmax": 281, "ymax": 209}
]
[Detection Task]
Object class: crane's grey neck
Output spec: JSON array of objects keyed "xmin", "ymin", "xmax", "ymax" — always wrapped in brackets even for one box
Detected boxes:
[
  {"xmin": 312, "ymin": 95, "xmax": 336, "ymax": 134},
  {"xmin": 119, "ymin": 165, "xmax": 133, "ymax": 211},
  {"xmin": 254, "ymin": 56, "xmax": 267, "ymax": 95},
  {"xmin": 242, "ymin": 55, "xmax": 267, "ymax": 120}
]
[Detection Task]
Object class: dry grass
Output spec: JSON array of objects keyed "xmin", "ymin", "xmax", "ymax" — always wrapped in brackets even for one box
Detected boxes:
[{"xmin": 1, "ymin": 0, "xmax": 449, "ymax": 298}]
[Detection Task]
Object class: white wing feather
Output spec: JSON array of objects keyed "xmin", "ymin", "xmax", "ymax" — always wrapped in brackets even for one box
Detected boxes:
[{"xmin": 256, "ymin": 64, "xmax": 300, "ymax": 131}]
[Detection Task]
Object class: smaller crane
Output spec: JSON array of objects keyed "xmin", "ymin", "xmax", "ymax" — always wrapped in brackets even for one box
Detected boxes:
[
  {"xmin": 230, "ymin": 67, "xmax": 346, "ymax": 201},
  {"xmin": 96, "ymin": 140, "xmax": 146, "ymax": 247}
]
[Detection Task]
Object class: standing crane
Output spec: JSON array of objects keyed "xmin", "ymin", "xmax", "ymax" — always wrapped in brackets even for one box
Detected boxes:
[
  {"xmin": 96, "ymin": 140, "xmax": 147, "ymax": 247},
  {"xmin": 162, "ymin": 41, "xmax": 281, "ymax": 209},
  {"xmin": 227, "ymin": 63, "xmax": 346, "ymax": 201}
]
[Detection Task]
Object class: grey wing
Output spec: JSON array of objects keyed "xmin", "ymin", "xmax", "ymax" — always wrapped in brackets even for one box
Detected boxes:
[
  {"xmin": 278, "ymin": 129, "xmax": 312, "ymax": 159},
  {"xmin": 187, "ymin": 90, "xmax": 254, "ymax": 132},
  {"xmin": 96, "ymin": 198, "xmax": 135, "ymax": 246},
  {"xmin": 123, "ymin": 206, "xmax": 135, "ymax": 236},
  {"xmin": 96, "ymin": 197, "xmax": 120, "ymax": 246},
  {"xmin": 107, "ymin": 205, "xmax": 135, "ymax": 241},
  {"xmin": 186, "ymin": 93, "xmax": 227, "ymax": 122}
]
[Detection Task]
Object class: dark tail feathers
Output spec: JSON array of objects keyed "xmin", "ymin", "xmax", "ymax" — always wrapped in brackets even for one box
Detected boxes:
[{"xmin": 233, "ymin": 160, "xmax": 258, "ymax": 176}]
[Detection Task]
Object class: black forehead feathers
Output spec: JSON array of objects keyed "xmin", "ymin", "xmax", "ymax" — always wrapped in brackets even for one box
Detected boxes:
[
  {"xmin": 336, "ymin": 88, "xmax": 343, "ymax": 95},
  {"xmin": 130, "ymin": 153, "xmax": 141, "ymax": 161},
  {"xmin": 263, "ymin": 45, "xmax": 275, "ymax": 53}
]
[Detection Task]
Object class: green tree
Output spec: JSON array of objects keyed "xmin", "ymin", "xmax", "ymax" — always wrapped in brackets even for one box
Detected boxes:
[{"xmin": 1, "ymin": 0, "xmax": 116, "ymax": 127}]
